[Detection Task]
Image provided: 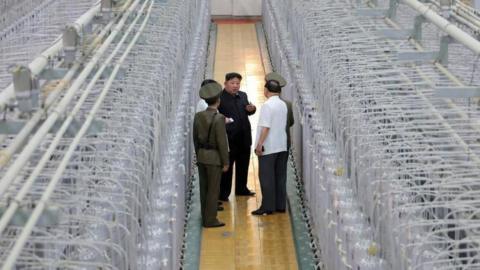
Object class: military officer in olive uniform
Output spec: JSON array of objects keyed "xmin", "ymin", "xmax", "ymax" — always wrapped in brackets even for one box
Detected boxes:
[{"xmin": 193, "ymin": 83, "xmax": 230, "ymax": 228}]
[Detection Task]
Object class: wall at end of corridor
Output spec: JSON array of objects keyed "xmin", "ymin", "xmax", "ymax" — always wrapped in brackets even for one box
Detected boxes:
[{"xmin": 211, "ymin": 0, "xmax": 262, "ymax": 16}]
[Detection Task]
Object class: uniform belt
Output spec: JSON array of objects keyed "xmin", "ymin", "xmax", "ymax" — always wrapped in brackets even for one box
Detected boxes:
[{"xmin": 198, "ymin": 143, "xmax": 215, "ymax": 150}]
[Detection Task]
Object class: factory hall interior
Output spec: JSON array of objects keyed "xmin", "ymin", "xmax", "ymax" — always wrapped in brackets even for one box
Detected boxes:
[{"xmin": 1, "ymin": 0, "xmax": 480, "ymax": 269}]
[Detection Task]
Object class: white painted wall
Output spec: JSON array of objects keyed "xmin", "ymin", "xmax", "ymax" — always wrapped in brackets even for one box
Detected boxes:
[
  {"xmin": 211, "ymin": 0, "xmax": 261, "ymax": 16},
  {"xmin": 474, "ymin": 0, "xmax": 480, "ymax": 10},
  {"xmin": 211, "ymin": 0, "xmax": 232, "ymax": 15},
  {"xmin": 233, "ymin": 0, "xmax": 262, "ymax": 16}
]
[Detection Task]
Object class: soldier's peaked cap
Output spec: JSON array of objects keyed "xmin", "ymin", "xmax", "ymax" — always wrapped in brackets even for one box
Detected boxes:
[
  {"xmin": 265, "ymin": 72, "xmax": 287, "ymax": 87},
  {"xmin": 199, "ymin": 82, "xmax": 222, "ymax": 100}
]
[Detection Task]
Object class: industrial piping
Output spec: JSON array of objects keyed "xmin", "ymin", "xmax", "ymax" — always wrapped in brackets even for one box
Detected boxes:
[
  {"xmin": 0, "ymin": 3, "xmax": 101, "ymax": 110},
  {"xmin": 0, "ymin": 0, "xmax": 151, "ymax": 241},
  {"xmin": 0, "ymin": 0, "xmax": 139, "ymax": 197},
  {"xmin": 0, "ymin": 1, "xmax": 154, "ymax": 267},
  {"xmin": 402, "ymin": 0, "xmax": 480, "ymax": 55}
]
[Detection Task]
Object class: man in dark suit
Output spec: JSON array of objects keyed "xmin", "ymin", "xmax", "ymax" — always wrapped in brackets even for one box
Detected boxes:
[{"xmin": 218, "ymin": 72, "xmax": 256, "ymax": 201}]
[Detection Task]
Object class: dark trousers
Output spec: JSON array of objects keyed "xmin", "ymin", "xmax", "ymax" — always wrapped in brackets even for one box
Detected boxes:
[
  {"xmin": 258, "ymin": 151, "xmax": 288, "ymax": 211},
  {"xmin": 219, "ymin": 144, "xmax": 251, "ymax": 200},
  {"xmin": 198, "ymin": 163, "xmax": 222, "ymax": 226}
]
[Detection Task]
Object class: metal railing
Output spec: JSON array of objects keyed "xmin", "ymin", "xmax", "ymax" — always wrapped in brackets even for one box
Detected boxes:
[
  {"xmin": 0, "ymin": 0, "xmax": 210, "ymax": 268},
  {"xmin": 263, "ymin": 0, "xmax": 480, "ymax": 268}
]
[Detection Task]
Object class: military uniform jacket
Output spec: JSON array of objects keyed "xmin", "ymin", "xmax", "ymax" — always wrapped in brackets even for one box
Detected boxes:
[{"xmin": 193, "ymin": 108, "xmax": 229, "ymax": 166}]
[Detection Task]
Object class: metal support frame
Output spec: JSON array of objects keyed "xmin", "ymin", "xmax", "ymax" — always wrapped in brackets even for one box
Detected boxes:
[
  {"xmin": 0, "ymin": 4, "xmax": 101, "ymax": 111},
  {"xmin": 378, "ymin": 29, "xmax": 412, "ymax": 39},
  {"xmin": 101, "ymin": 0, "xmax": 117, "ymax": 11},
  {"xmin": 101, "ymin": 0, "xmax": 117, "ymax": 20},
  {"xmin": 38, "ymin": 68, "xmax": 69, "ymax": 80},
  {"xmin": 438, "ymin": 34, "xmax": 453, "ymax": 66},
  {"xmin": 12, "ymin": 66, "xmax": 39, "ymax": 114},
  {"xmin": 435, "ymin": 86, "xmax": 480, "ymax": 98},
  {"xmin": 62, "ymin": 25, "xmax": 80, "ymax": 65},
  {"xmin": 402, "ymin": 0, "xmax": 480, "ymax": 55},
  {"xmin": 388, "ymin": 0, "xmax": 399, "ymax": 19},
  {"xmin": 205, "ymin": 23, "xmax": 217, "ymax": 80},
  {"xmin": 412, "ymin": 15, "xmax": 426, "ymax": 43},
  {"xmin": 397, "ymin": 51, "xmax": 439, "ymax": 62},
  {"xmin": 439, "ymin": 0, "xmax": 453, "ymax": 18},
  {"xmin": 356, "ymin": 8, "xmax": 388, "ymax": 17},
  {"xmin": 0, "ymin": 118, "xmax": 104, "ymax": 136}
]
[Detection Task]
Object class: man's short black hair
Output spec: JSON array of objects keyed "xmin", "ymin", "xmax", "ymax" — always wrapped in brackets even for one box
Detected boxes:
[
  {"xmin": 205, "ymin": 96, "xmax": 220, "ymax": 105},
  {"xmin": 201, "ymin": 79, "xmax": 218, "ymax": 87},
  {"xmin": 265, "ymin": 80, "xmax": 281, "ymax": 93},
  {"xmin": 225, "ymin": 72, "xmax": 242, "ymax": 81}
]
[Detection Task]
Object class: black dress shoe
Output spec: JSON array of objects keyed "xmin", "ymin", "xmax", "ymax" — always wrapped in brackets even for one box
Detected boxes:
[
  {"xmin": 236, "ymin": 190, "xmax": 256, "ymax": 196},
  {"xmin": 217, "ymin": 206, "xmax": 224, "ymax": 211},
  {"xmin": 203, "ymin": 221, "xmax": 225, "ymax": 228},
  {"xmin": 276, "ymin": 209, "xmax": 286, "ymax": 213},
  {"xmin": 217, "ymin": 201, "xmax": 223, "ymax": 206},
  {"xmin": 251, "ymin": 209, "xmax": 273, "ymax": 215},
  {"xmin": 219, "ymin": 197, "xmax": 229, "ymax": 202}
]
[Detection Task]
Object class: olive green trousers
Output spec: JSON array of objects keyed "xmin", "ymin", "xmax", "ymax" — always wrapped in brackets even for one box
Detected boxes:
[{"xmin": 197, "ymin": 163, "xmax": 222, "ymax": 226}]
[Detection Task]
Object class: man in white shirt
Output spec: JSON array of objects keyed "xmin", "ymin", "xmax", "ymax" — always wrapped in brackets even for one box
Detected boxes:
[{"xmin": 252, "ymin": 79, "xmax": 288, "ymax": 215}]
